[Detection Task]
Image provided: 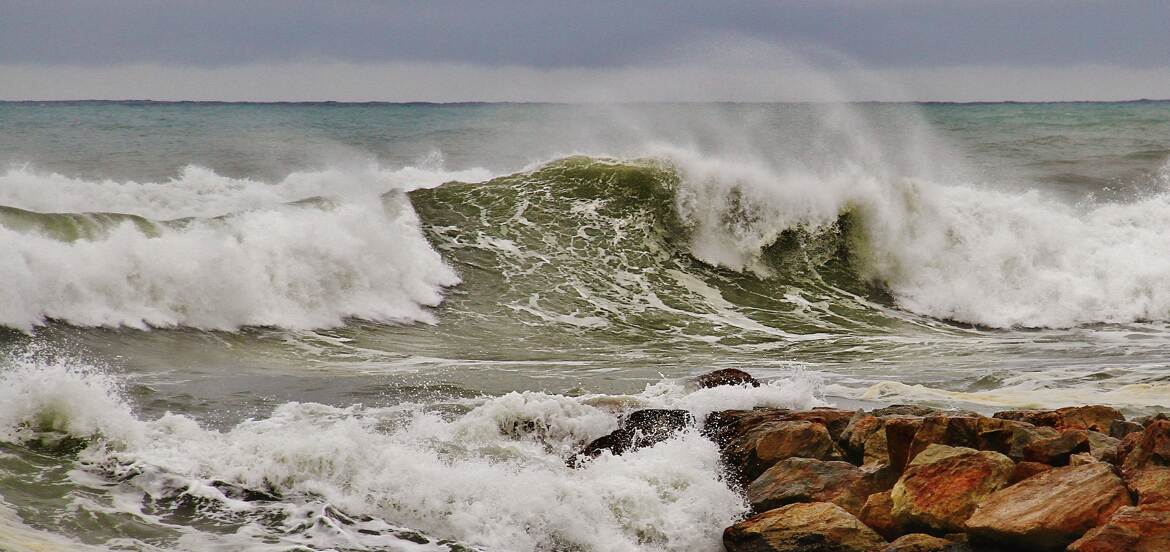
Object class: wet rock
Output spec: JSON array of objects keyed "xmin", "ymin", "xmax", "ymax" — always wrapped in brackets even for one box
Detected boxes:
[
  {"xmin": 577, "ymin": 409, "xmax": 693, "ymax": 461},
  {"xmin": 1087, "ymin": 430, "xmax": 1121, "ymax": 464},
  {"xmin": 859, "ymin": 491, "xmax": 904, "ymax": 541},
  {"xmin": 870, "ymin": 405, "xmax": 941, "ymax": 417},
  {"xmin": 692, "ymin": 368, "xmax": 760, "ymax": 389},
  {"xmin": 889, "ymin": 444, "xmax": 1014, "ymax": 533},
  {"xmin": 1022, "ymin": 429, "xmax": 1091, "ymax": 465},
  {"xmin": 965, "ymin": 462, "xmax": 1132, "ymax": 552},
  {"xmin": 993, "ymin": 405, "xmax": 1124, "ymax": 434},
  {"xmin": 705, "ymin": 410, "xmax": 843, "ymax": 485},
  {"xmin": 747, "ymin": 458, "xmax": 872, "ymax": 515},
  {"xmin": 1067, "ymin": 504, "xmax": 1170, "ymax": 552},
  {"xmin": 840, "ymin": 413, "xmax": 884, "ymax": 463},
  {"xmin": 723, "ymin": 502, "xmax": 887, "ymax": 552},
  {"xmin": 882, "ymin": 533, "xmax": 970, "ymax": 552},
  {"xmin": 1009, "ymin": 461, "xmax": 1053, "ymax": 484}
]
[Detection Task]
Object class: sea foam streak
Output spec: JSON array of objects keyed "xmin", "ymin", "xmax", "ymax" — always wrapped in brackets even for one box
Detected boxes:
[
  {"xmin": 0, "ymin": 163, "xmax": 489, "ymax": 331},
  {"xmin": 0, "ymin": 357, "xmax": 825, "ymax": 551}
]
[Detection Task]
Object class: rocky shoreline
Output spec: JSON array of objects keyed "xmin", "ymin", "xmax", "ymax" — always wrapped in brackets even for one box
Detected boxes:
[{"xmin": 578, "ymin": 369, "xmax": 1170, "ymax": 552}]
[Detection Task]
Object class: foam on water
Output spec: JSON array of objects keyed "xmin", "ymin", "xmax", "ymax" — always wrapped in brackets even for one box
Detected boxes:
[
  {"xmin": 0, "ymin": 162, "xmax": 489, "ymax": 331},
  {"xmin": 0, "ymin": 358, "xmax": 825, "ymax": 551}
]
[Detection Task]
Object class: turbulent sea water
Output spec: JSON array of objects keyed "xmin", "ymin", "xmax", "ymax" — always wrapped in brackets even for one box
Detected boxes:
[{"xmin": 1, "ymin": 100, "xmax": 1169, "ymax": 550}]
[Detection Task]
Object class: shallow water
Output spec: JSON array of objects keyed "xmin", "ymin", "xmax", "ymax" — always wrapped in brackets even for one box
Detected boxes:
[{"xmin": 1, "ymin": 101, "xmax": 1168, "ymax": 550}]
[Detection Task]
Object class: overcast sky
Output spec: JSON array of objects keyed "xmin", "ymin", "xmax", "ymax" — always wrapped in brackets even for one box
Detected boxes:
[{"xmin": 2, "ymin": 0, "xmax": 1169, "ymax": 101}]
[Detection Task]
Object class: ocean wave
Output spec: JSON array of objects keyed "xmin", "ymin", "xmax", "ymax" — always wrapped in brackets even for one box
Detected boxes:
[
  {"xmin": 0, "ymin": 357, "xmax": 825, "ymax": 551},
  {"xmin": 0, "ymin": 164, "xmax": 485, "ymax": 331}
]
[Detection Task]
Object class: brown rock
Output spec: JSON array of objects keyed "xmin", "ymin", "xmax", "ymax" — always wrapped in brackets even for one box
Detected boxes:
[
  {"xmin": 785, "ymin": 409, "xmax": 858, "ymax": 442},
  {"xmin": 747, "ymin": 458, "xmax": 870, "ymax": 514},
  {"xmin": 692, "ymin": 368, "xmax": 759, "ymax": 389},
  {"xmin": 1022, "ymin": 429, "xmax": 1091, "ymax": 465},
  {"xmin": 723, "ymin": 502, "xmax": 887, "ymax": 552},
  {"xmin": 889, "ymin": 444, "xmax": 1014, "ymax": 533},
  {"xmin": 1067, "ymin": 504, "xmax": 1170, "ymax": 552},
  {"xmin": 841, "ymin": 414, "xmax": 884, "ymax": 463},
  {"xmin": 1071, "ymin": 452, "xmax": 1100, "ymax": 466},
  {"xmin": 1087, "ymin": 430, "xmax": 1121, "ymax": 464},
  {"xmin": 859, "ymin": 491, "xmax": 904, "ymax": 541},
  {"xmin": 885, "ymin": 417, "xmax": 925, "ymax": 473},
  {"xmin": 965, "ymin": 462, "xmax": 1133, "ymax": 551},
  {"xmin": 576, "ymin": 409, "xmax": 693, "ymax": 462},
  {"xmin": 870, "ymin": 405, "xmax": 941, "ymax": 417},
  {"xmin": 1109, "ymin": 419, "xmax": 1144, "ymax": 439},
  {"xmin": 1009, "ymin": 461, "xmax": 1053, "ymax": 484},
  {"xmin": 864, "ymin": 428, "xmax": 891, "ymax": 467},
  {"xmin": 975, "ymin": 417, "xmax": 1059, "ymax": 461},
  {"xmin": 1125, "ymin": 466, "xmax": 1170, "ymax": 506},
  {"xmin": 1118, "ymin": 419, "xmax": 1170, "ymax": 473},
  {"xmin": 705, "ymin": 410, "xmax": 844, "ymax": 485},
  {"xmin": 882, "ymin": 533, "xmax": 970, "ymax": 552},
  {"xmin": 993, "ymin": 405, "xmax": 1124, "ymax": 433},
  {"xmin": 907, "ymin": 416, "xmax": 981, "ymax": 464}
]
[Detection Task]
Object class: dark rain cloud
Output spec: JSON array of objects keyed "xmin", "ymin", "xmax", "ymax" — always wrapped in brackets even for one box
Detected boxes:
[{"xmin": 2, "ymin": 0, "xmax": 1169, "ymax": 69}]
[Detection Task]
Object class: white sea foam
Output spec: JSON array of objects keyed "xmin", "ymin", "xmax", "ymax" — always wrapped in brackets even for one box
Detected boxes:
[
  {"xmin": 0, "ymin": 360, "xmax": 829, "ymax": 552},
  {"xmin": 0, "ymin": 162, "xmax": 490, "ymax": 331}
]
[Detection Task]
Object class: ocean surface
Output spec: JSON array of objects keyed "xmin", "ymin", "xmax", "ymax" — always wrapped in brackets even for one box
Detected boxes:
[{"xmin": 1, "ymin": 100, "xmax": 1169, "ymax": 551}]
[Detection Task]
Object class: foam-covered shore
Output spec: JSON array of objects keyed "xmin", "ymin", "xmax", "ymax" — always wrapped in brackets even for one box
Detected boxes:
[{"xmin": 2, "ymin": 361, "xmax": 1167, "ymax": 551}]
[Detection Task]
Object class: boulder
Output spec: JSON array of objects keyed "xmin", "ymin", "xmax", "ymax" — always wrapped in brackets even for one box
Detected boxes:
[
  {"xmin": 975, "ymin": 418, "xmax": 1060, "ymax": 462},
  {"xmin": 1021, "ymin": 429, "xmax": 1090, "ymax": 465},
  {"xmin": 885, "ymin": 417, "xmax": 925, "ymax": 473},
  {"xmin": 692, "ymin": 368, "xmax": 759, "ymax": 389},
  {"xmin": 859, "ymin": 491, "xmax": 904, "ymax": 541},
  {"xmin": 576, "ymin": 409, "xmax": 693, "ymax": 461},
  {"xmin": 1067, "ymin": 504, "xmax": 1170, "ymax": 552},
  {"xmin": 1009, "ymin": 461, "xmax": 1053, "ymax": 484},
  {"xmin": 882, "ymin": 533, "xmax": 970, "ymax": 552},
  {"xmin": 964, "ymin": 462, "xmax": 1132, "ymax": 552},
  {"xmin": 723, "ymin": 502, "xmax": 887, "ymax": 552},
  {"xmin": 889, "ymin": 444, "xmax": 1014, "ymax": 533},
  {"xmin": 705, "ymin": 410, "xmax": 843, "ymax": 485},
  {"xmin": 1109, "ymin": 419, "xmax": 1144, "ymax": 440},
  {"xmin": 993, "ymin": 405, "xmax": 1124, "ymax": 434},
  {"xmin": 840, "ymin": 413, "xmax": 884, "ymax": 463},
  {"xmin": 1125, "ymin": 466, "xmax": 1170, "ymax": 506},
  {"xmin": 1117, "ymin": 419, "xmax": 1170, "ymax": 473},
  {"xmin": 906, "ymin": 416, "xmax": 981, "ymax": 464},
  {"xmin": 1087, "ymin": 430, "xmax": 1121, "ymax": 464},
  {"xmin": 746, "ymin": 458, "xmax": 872, "ymax": 515}
]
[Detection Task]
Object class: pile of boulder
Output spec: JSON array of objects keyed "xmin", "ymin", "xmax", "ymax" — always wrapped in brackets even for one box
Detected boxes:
[{"xmin": 576, "ymin": 369, "xmax": 1170, "ymax": 551}]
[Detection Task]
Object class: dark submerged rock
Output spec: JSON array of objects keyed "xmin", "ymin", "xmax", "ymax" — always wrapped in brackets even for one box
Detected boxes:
[
  {"xmin": 575, "ymin": 409, "xmax": 694, "ymax": 463},
  {"xmin": 692, "ymin": 368, "xmax": 760, "ymax": 388}
]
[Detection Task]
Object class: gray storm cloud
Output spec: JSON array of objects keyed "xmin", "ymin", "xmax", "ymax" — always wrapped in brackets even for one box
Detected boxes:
[{"xmin": 1, "ymin": 0, "xmax": 1168, "ymax": 101}]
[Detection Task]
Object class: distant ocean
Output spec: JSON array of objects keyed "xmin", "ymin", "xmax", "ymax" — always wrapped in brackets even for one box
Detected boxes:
[{"xmin": 1, "ymin": 100, "xmax": 1169, "ymax": 551}]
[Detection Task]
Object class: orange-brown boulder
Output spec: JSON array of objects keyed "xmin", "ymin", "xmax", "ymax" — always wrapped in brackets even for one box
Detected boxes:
[
  {"xmin": 993, "ymin": 405, "xmax": 1124, "ymax": 433},
  {"xmin": 882, "ymin": 533, "xmax": 970, "ymax": 552},
  {"xmin": 964, "ymin": 462, "xmax": 1132, "ymax": 551},
  {"xmin": 1009, "ymin": 461, "xmax": 1053, "ymax": 484},
  {"xmin": 859, "ymin": 491, "xmax": 904, "ymax": 541},
  {"xmin": 1125, "ymin": 466, "xmax": 1170, "ymax": 506},
  {"xmin": 1117, "ymin": 419, "xmax": 1170, "ymax": 473},
  {"xmin": 889, "ymin": 444, "xmax": 1014, "ymax": 533},
  {"xmin": 723, "ymin": 502, "xmax": 887, "ymax": 552},
  {"xmin": 1022, "ymin": 429, "xmax": 1090, "ymax": 465},
  {"xmin": 1067, "ymin": 504, "xmax": 1170, "ymax": 552},
  {"xmin": 746, "ymin": 458, "xmax": 871, "ymax": 514},
  {"xmin": 705, "ymin": 410, "xmax": 845, "ymax": 485}
]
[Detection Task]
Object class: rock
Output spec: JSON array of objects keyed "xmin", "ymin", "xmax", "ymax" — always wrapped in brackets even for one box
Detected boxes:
[
  {"xmin": 1009, "ymin": 461, "xmax": 1053, "ymax": 484},
  {"xmin": 1109, "ymin": 419, "xmax": 1144, "ymax": 439},
  {"xmin": 577, "ymin": 409, "xmax": 693, "ymax": 461},
  {"xmin": 859, "ymin": 491, "xmax": 904, "ymax": 541},
  {"xmin": 747, "ymin": 458, "xmax": 871, "ymax": 515},
  {"xmin": 965, "ymin": 462, "xmax": 1133, "ymax": 552},
  {"xmin": 1125, "ymin": 466, "xmax": 1170, "ymax": 506},
  {"xmin": 1117, "ymin": 419, "xmax": 1170, "ymax": 473},
  {"xmin": 907, "ymin": 416, "xmax": 982, "ymax": 464},
  {"xmin": 870, "ymin": 405, "xmax": 941, "ymax": 417},
  {"xmin": 882, "ymin": 533, "xmax": 970, "ymax": 552},
  {"xmin": 885, "ymin": 417, "xmax": 925, "ymax": 473},
  {"xmin": 1087, "ymin": 430, "xmax": 1121, "ymax": 464},
  {"xmin": 1067, "ymin": 504, "xmax": 1170, "ymax": 552},
  {"xmin": 975, "ymin": 417, "xmax": 1060, "ymax": 461},
  {"xmin": 863, "ymin": 427, "xmax": 891, "ymax": 467},
  {"xmin": 1022, "ymin": 429, "xmax": 1090, "ymax": 465},
  {"xmin": 840, "ymin": 414, "xmax": 884, "ymax": 463},
  {"xmin": 993, "ymin": 405, "xmax": 1124, "ymax": 433},
  {"xmin": 723, "ymin": 502, "xmax": 887, "ymax": 552},
  {"xmin": 783, "ymin": 409, "xmax": 858, "ymax": 442},
  {"xmin": 692, "ymin": 368, "xmax": 759, "ymax": 389},
  {"xmin": 705, "ymin": 410, "xmax": 843, "ymax": 485},
  {"xmin": 1071, "ymin": 452, "xmax": 1100, "ymax": 466},
  {"xmin": 889, "ymin": 444, "xmax": 1014, "ymax": 533}
]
